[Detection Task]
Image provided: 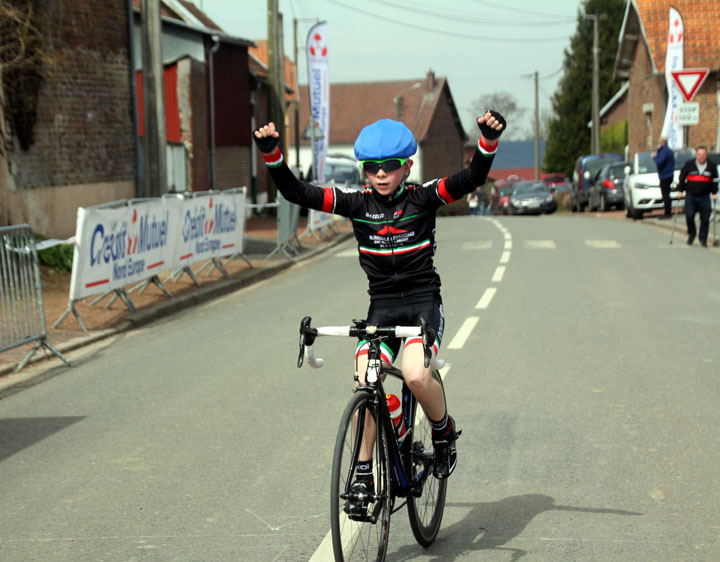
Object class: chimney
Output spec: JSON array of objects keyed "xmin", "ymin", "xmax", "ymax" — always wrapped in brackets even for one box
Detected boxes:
[{"xmin": 426, "ymin": 69, "xmax": 436, "ymax": 91}]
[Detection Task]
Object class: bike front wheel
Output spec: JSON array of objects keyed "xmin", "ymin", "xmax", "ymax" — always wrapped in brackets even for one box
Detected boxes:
[
  {"xmin": 406, "ymin": 370, "xmax": 448, "ymax": 547},
  {"xmin": 330, "ymin": 391, "xmax": 392, "ymax": 562}
]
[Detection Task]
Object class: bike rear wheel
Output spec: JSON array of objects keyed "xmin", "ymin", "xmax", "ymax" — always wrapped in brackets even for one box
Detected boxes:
[
  {"xmin": 406, "ymin": 370, "xmax": 447, "ymax": 546},
  {"xmin": 331, "ymin": 391, "xmax": 392, "ymax": 562}
]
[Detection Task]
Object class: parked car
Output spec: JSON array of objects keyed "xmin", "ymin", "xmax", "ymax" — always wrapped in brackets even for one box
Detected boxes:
[
  {"xmin": 571, "ymin": 153, "xmax": 624, "ymax": 212},
  {"xmin": 588, "ymin": 161, "xmax": 628, "ymax": 212},
  {"xmin": 708, "ymin": 153, "xmax": 720, "ymax": 176},
  {"xmin": 541, "ymin": 173, "xmax": 568, "ymax": 187},
  {"xmin": 549, "ymin": 181, "xmax": 572, "ymax": 200},
  {"xmin": 491, "ymin": 176, "xmax": 521, "ymax": 215},
  {"xmin": 623, "ymin": 148, "xmax": 695, "ymax": 220},
  {"xmin": 509, "ymin": 181, "xmax": 556, "ymax": 215},
  {"xmin": 307, "ymin": 153, "xmax": 362, "ymax": 188}
]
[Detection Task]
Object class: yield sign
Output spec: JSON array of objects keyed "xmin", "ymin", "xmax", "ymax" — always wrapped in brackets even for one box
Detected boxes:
[{"xmin": 671, "ymin": 68, "xmax": 710, "ymax": 102}]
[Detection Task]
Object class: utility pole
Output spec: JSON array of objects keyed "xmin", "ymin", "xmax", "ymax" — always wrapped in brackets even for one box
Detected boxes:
[
  {"xmin": 534, "ymin": 70, "xmax": 540, "ymax": 180},
  {"xmin": 293, "ymin": 18, "xmax": 300, "ymax": 170},
  {"xmin": 267, "ymin": 0, "xmax": 285, "ymax": 200},
  {"xmin": 591, "ymin": 13, "xmax": 601, "ymax": 155},
  {"xmin": 141, "ymin": 0, "xmax": 167, "ymax": 196}
]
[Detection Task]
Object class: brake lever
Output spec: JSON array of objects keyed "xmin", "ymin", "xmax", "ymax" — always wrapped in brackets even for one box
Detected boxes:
[
  {"xmin": 298, "ymin": 316, "xmax": 317, "ymax": 368},
  {"xmin": 420, "ymin": 317, "xmax": 436, "ymax": 369}
]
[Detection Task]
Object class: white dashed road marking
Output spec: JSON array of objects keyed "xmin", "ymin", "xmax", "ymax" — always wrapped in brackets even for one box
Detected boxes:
[
  {"xmin": 524, "ymin": 240, "xmax": 557, "ymax": 249},
  {"xmin": 447, "ymin": 316, "xmax": 480, "ymax": 349},
  {"xmin": 492, "ymin": 265, "xmax": 506, "ymax": 283},
  {"xmin": 476, "ymin": 287, "xmax": 497, "ymax": 309},
  {"xmin": 585, "ymin": 240, "xmax": 621, "ymax": 248},
  {"xmin": 462, "ymin": 241, "xmax": 493, "ymax": 250}
]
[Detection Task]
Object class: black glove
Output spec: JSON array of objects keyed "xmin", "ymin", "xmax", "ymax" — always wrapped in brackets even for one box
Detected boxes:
[
  {"xmin": 477, "ymin": 110, "xmax": 506, "ymax": 141},
  {"xmin": 252, "ymin": 124, "xmax": 279, "ymax": 153}
]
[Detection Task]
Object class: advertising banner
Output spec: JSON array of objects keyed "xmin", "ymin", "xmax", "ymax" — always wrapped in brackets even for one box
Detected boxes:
[
  {"xmin": 306, "ymin": 21, "xmax": 335, "ymax": 233},
  {"xmin": 661, "ymin": 7, "xmax": 684, "ymax": 149},
  {"xmin": 173, "ymin": 190, "xmax": 246, "ymax": 269},
  {"xmin": 69, "ymin": 198, "xmax": 180, "ymax": 301},
  {"xmin": 68, "ymin": 189, "xmax": 246, "ymax": 301}
]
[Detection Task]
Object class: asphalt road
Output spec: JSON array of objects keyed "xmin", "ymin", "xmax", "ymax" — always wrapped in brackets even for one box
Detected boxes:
[{"xmin": 1, "ymin": 214, "xmax": 719, "ymax": 561}]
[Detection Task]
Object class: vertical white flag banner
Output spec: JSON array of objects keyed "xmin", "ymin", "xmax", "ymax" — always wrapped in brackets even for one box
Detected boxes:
[
  {"xmin": 306, "ymin": 21, "xmax": 330, "ymax": 182},
  {"xmin": 305, "ymin": 20, "xmax": 334, "ymax": 233},
  {"xmin": 662, "ymin": 7, "xmax": 684, "ymax": 149}
]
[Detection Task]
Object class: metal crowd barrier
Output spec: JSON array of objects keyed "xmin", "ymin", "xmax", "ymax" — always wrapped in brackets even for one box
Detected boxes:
[{"xmin": 0, "ymin": 224, "xmax": 71, "ymax": 371}]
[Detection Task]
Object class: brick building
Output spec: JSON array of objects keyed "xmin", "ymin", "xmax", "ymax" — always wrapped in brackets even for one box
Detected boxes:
[
  {"xmin": 614, "ymin": 0, "xmax": 720, "ymax": 158},
  {"xmin": 131, "ymin": 1, "xmax": 254, "ymax": 195},
  {"xmin": 0, "ymin": 0, "xmax": 256, "ymax": 238},
  {"xmin": 1, "ymin": 0, "xmax": 136, "ymax": 238}
]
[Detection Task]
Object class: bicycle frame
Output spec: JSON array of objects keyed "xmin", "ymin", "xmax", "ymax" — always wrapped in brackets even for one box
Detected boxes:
[{"xmin": 298, "ymin": 316, "xmax": 441, "ymax": 508}]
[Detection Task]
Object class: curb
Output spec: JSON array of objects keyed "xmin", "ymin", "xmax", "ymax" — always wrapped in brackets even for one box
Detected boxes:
[{"xmin": 0, "ymin": 231, "xmax": 353, "ymax": 388}]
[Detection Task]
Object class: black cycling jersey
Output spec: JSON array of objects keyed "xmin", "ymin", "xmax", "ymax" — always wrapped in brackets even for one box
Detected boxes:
[{"xmin": 262, "ymin": 139, "xmax": 497, "ymax": 298}]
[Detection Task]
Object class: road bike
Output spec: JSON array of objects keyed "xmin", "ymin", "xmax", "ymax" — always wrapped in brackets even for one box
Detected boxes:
[{"xmin": 298, "ymin": 316, "xmax": 450, "ymax": 562}]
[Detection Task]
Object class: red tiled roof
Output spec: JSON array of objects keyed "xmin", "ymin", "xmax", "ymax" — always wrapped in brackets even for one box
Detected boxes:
[
  {"xmin": 634, "ymin": 0, "xmax": 720, "ymax": 72},
  {"xmin": 249, "ymin": 40, "xmax": 298, "ymax": 102},
  {"xmin": 287, "ymin": 73, "xmax": 459, "ymax": 145},
  {"xmin": 491, "ymin": 167, "xmax": 536, "ymax": 181}
]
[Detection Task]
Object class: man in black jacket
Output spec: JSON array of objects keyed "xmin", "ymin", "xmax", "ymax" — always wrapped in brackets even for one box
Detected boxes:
[{"xmin": 677, "ymin": 146, "xmax": 719, "ymax": 247}]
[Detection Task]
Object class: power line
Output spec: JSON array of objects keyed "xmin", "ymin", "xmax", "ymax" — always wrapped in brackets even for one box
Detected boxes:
[
  {"xmin": 325, "ymin": 0, "xmax": 573, "ymax": 42},
  {"xmin": 473, "ymin": 0, "xmax": 578, "ymax": 20},
  {"xmin": 364, "ymin": 0, "xmax": 576, "ymax": 26}
]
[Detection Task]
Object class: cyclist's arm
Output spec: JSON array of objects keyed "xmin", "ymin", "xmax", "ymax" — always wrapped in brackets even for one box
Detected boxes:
[
  {"xmin": 429, "ymin": 137, "xmax": 497, "ymax": 205},
  {"xmin": 260, "ymin": 147, "xmax": 358, "ymax": 216}
]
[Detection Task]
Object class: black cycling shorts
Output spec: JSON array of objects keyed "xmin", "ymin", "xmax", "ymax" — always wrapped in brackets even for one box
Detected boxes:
[{"xmin": 355, "ymin": 292, "xmax": 444, "ymax": 365}]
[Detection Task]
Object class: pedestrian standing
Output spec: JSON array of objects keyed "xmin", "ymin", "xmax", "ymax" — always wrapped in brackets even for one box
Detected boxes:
[
  {"xmin": 677, "ymin": 146, "xmax": 719, "ymax": 247},
  {"xmin": 652, "ymin": 136, "xmax": 675, "ymax": 218},
  {"xmin": 467, "ymin": 189, "xmax": 480, "ymax": 216},
  {"xmin": 477, "ymin": 186, "xmax": 487, "ymax": 215},
  {"xmin": 467, "ymin": 187, "xmax": 486, "ymax": 216}
]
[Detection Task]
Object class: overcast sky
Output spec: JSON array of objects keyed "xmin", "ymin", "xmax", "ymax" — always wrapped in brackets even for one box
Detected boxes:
[{"xmin": 196, "ymin": 0, "xmax": 591, "ymax": 136}]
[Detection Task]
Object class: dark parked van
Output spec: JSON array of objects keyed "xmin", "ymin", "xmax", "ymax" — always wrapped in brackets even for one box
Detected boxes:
[{"xmin": 571, "ymin": 153, "xmax": 623, "ymax": 212}]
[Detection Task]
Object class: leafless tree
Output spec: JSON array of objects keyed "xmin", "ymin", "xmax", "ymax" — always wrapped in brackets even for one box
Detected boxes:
[{"xmin": 468, "ymin": 92, "xmax": 526, "ymax": 140}]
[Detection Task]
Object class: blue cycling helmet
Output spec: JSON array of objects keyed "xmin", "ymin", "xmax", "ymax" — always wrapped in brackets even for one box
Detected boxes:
[{"xmin": 354, "ymin": 119, "xmax": 417, "ymax": 161}]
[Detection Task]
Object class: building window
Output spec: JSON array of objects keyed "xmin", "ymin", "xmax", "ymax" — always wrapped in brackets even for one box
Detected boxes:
[{"xmin": 643, "ymin": 103, "xmax": 654, "ymax": 149}]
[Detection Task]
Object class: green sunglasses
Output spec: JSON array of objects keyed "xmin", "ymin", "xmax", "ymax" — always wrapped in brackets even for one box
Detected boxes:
[{"xmin": 361, "ymin": 158, "xmax": 408, "ymax": 174}]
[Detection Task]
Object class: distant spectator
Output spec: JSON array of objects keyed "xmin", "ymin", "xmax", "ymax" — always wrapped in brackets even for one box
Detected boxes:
[
  {"xmin": 677, "ymin": 145, "xmax": 719, "ymax": 247},
  {"xmin": 652, "ymin": 136, "xmax": 675, "ymax": 218},
  {"xmin": 467, "ymin": 187, "xmax": 486, "ymax": 216}
]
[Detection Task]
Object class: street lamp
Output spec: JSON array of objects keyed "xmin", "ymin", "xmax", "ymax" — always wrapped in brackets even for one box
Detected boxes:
[{"xmin": 394, "ymin": 82, "xmax": 421, "ymax": 121}]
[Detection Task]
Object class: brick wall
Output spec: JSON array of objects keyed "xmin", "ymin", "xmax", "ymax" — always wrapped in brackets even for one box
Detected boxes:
[
  {"xmin": 420, "ymin": 89, "xmax": 464, "ymax": 183},
  {"xmin": 6, "ymin": 0, "xmax": 135, "ymax": 190},
  {"xmin": 686, "ymin": 79, "xmax": 719, "ymax": 151},
  {"xmin": 601, "ymin": 93, "xmax": 628, "ymax": 132},
  {"xmin": 189, "ymin": 59, "xmax": 210, "ymax": 190},
  {"xmin": 215, "ymin": 146, "xmax": 251, "ymax": 190},
  {"xmin": 627, "ymin": 43, "xmax": 666, "ymax": 158}
]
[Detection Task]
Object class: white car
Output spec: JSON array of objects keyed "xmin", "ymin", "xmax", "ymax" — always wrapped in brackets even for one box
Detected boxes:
[{"xmin": 624, "ymin": 149, "xmax": 695, "ymax": 220}]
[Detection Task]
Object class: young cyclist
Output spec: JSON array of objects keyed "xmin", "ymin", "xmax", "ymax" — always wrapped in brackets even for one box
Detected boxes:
[{"xmin": 253, "ymin": 111, "xmax": 505, "ymax": 511}]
